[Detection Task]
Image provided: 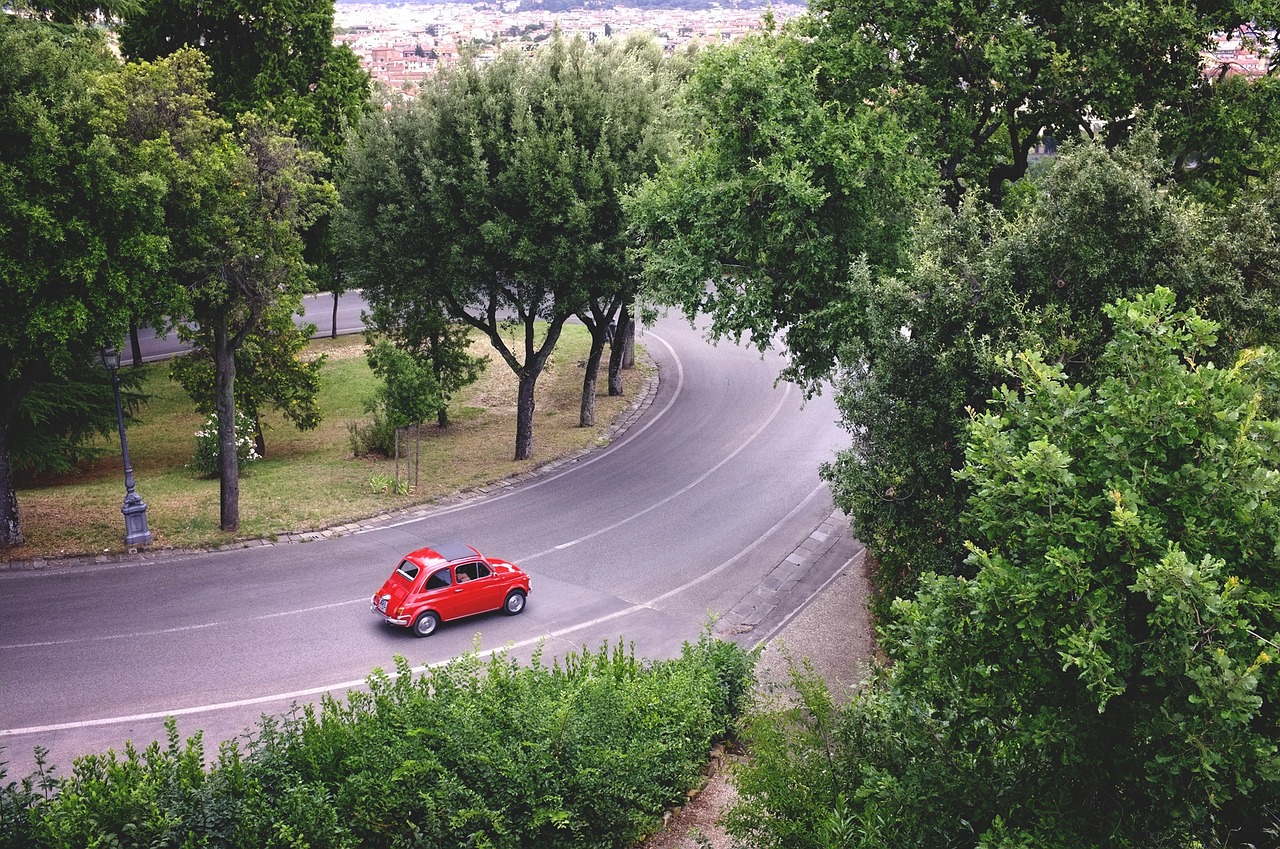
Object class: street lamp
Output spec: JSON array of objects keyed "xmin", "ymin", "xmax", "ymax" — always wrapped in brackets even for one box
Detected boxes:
[{"xmin": 101, "ymin": 345, "xmax": 153, "ymax": 548}]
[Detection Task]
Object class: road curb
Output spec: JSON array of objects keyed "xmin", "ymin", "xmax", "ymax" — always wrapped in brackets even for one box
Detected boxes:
[
  {"xmin": 715, "ymin": 508, "xmax": 862, "ymax": 644},
  {"xmin": 1, "ymin": 352, "xmax": 661, "ymax": 573}
]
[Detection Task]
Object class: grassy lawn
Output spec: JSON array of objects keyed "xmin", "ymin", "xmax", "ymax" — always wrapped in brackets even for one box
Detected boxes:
[{"xmin": 6, "ymin": 326, "xmax": 650, "ymax": 562}]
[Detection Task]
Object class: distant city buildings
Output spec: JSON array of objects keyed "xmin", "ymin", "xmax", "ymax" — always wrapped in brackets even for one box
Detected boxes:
[
  {"xmin": 333, "ymin": 1, "xmax": 806, "ymax": 92},
  {"xmin": 1204, "ymin": 25, "xmax": 1273, "ymax": 79},
  {"xmin": 333, "ymin": 5, "xmax": 1274, "ymax": 95}
]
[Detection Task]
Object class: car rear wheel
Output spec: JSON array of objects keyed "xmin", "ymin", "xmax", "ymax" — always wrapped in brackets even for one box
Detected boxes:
[
  {"xmin": 502, "ymin": 590, "xmax": 526, "ymax": 615},
  {"xmin": 412, "ymin": 611, "xmax": 440, "ymax": 637}
]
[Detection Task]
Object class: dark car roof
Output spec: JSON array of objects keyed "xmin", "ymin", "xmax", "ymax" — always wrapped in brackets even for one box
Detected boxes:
[{"xmin": 428, "ymin": 540, "xmax": 481, "ymax": 563}]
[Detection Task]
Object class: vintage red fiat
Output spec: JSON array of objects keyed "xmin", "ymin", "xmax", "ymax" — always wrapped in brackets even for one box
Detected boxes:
[{"xmin": 371, "ymin": 541, "xmax": 531, "ymax": 637}]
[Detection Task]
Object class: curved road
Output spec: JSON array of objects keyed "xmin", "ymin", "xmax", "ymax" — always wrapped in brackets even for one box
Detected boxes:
[{"xmin": 0, "ymin": 312, "xmax": 852, "ymax": 777}]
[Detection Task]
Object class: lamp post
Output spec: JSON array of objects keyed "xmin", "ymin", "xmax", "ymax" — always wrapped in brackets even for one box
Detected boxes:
[{"xmin": 101, "ymin": 345, "xmax": 153, "ymax": 548}]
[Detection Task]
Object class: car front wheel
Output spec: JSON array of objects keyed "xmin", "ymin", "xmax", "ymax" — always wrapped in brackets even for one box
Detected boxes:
[
  {"xmin": 502, "ymin": 590, "xmax": 526, "ymax": 616},
  {"xmin": 412, "ymin": 611, "xmax": 440, "ymax": 637}
]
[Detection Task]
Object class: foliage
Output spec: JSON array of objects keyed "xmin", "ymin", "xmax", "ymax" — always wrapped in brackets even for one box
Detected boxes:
[
  {"xmin": 822, "ymin": 138, "xmax": 1280, "ymax": 613},
  {"xmin": 339, "ymin": 32, "xmax": 676, "ymax": 459},
  {"xmin": 628, "ymin": 24, "xmax": 933, "ymax": 393},
  {"xmin": 363, "ymin": 341, "xmax": 444, "ymax": 429},
  {"xmin": 6, "ymin": 359, "xmax": 146, "ymax": 479},
  {"xmin": 169, "ymin": 301, "xmax": 326, "ymax": 457},
  {"xmin": 345, "ymin": 412, "xmax": 395, "ymax": 459},
  {"xmin": 0, "ymin": 634, "xmax": 756, "ymax": 849},
  {"xmin": 0, "ymin": 17, "xmax": 191, "ymax": 545},
  {"xmin": 359, "ymin": 304, "xmax": 486, "ymax": 428},
  {"xmin": 729, "ymin": 289, "xmax": 1280, "ymax": 848},
  {"xmin": 797, "ymin": 0, "xmax": 1280, "ymax": 208},
  {"xmin": 117, "ymin": 0, "xmax": 369, "ymax": 163},
  {"xmin": 190, "ymin": 410, "xmax": 259, "ymax": 478}
]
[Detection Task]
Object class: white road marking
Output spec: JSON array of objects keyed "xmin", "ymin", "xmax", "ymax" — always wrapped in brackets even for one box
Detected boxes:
[{"xmin": 0, "ymin": 483, "xmax": 830, "ymax": 738}]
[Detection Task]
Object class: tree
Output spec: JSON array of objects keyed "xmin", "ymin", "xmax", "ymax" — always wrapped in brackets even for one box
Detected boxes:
[
  {"xmin": 169, "ymin": 302, "xmax": 325, "ymax": 458},
  {"xmin": 568, "ymin": 33, "xmax": 678, "ymax": 427},
  {"xmin": 627, "ymin": 24, "xmax": 934, "ymax": 392},
  {"xmin": 799, "ymin": 0, "xmax": 1280, "ymax": 208},
  {"xmin": 342, "ymin": 33, "xmax": 675, "ymax": 459},
  {"xmin": 365, "ymin": 341, "xmax": 444, "ymax": 430},
  {"xmin": 729, "ymin": 288, "xmax": 1280, "ymax": 848},
  {"xmin": 635, "ymin": 2, "xmax": 1280, "ymax": 400},
  {"xmin": 175, "ymin": 115, "xmax": 335, "ymax": 530},
  {"xmin": 362, "ymin": 300, "xmax": 486, "ymax": 429},
  {"xmin": 118, "ymin": 0, "xmax": 368, "ymax": 164},
  {"xmin": 335, "ymin": 111, "xmax": 486, "ymax": 429},
  {"xmin": 0, "ymin": 18, "xmax": 176, "ymax": 546},
  {"xmin": 822, "ymin": 138, "xmax": 1280, "ymax": 609}
]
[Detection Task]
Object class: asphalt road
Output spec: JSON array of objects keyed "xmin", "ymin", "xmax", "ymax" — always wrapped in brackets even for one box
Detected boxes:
[
  {"xmin": 0, "ymin": 310, "xmax": 848, "ymax": 779},
  {"xmin": 132, "ymin": 291, "xmax": 368, "ymax": 362}
]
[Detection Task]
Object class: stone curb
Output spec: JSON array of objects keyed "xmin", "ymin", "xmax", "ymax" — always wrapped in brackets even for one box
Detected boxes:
[
  {"xmin": 716, "ymin": 509, "xmax": 850, "ymax": 636},
  {"xmin": 1, "ymin": 353, "xmax": 660, "ymax": 573}
]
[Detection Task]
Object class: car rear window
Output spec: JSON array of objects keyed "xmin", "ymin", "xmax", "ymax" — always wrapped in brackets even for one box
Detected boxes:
[{"xmin": 395, "ymin": 560, "xmax": 419, "ymax": 581}]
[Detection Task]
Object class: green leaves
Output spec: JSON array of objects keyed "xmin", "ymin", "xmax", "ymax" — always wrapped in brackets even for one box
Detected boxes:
[
  {"xmin": 629, "ymin": 27, "xmax": 932, "ymax": 392},
  {"xmin": 732, "ymin": 289, "xmax": 1280, "ymax": 847},
  {"xmin": 0, "ymin": 636, "xmax": 758, "ymax": 849}
]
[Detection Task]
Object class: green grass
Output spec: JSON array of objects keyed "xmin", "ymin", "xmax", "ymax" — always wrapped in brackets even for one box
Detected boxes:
[{"xmin": 7, "ymin": 326, "xmax": 650, "ymax": 561}]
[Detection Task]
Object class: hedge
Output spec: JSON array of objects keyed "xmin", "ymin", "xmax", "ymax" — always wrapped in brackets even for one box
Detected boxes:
[{"xmin": 0, "ymin": 633, "xmax": 755, "ymax": 849}]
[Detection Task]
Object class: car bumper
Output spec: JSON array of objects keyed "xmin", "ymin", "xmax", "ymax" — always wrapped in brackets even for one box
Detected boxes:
[{"xmin": 372, "ymin": 604, "xmax": 411, "ymax": 626}]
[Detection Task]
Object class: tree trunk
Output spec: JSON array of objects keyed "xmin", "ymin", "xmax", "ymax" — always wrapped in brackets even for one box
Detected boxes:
[
  {"xmin": 213, "ymin": 317, "xmax": 240, "ymax": 532},
  {"xmin": 0, "ymin": 421, "xmax": 23, "ymax": 547},
  {"xmin": 514, "ymin": 369, "xmax": 538, "ymax": 461},
  {"xmin": 129, "ymin": 322, "xmax": 144, "ymax": 368},
  {"xmin": 330, "ymin": 289, "xmax": 340, "ymax": 339},
  {"xmin": 621, "ymin": 306, "xmax": 635, "ymax": 370},
  {"xmin": 608, "ymin": 307, "xmax": 633, "ymax": 394},
  {"xmin": 253, "ymin": 415, "xmax": 266, "ymax": 460},
  {"xmin": 429, "ymin": 326, "xmax": 449, "ymax": 427},
  {"xmin": 580, "ymin": 327, "xmax": 607, "ymax": 427}
]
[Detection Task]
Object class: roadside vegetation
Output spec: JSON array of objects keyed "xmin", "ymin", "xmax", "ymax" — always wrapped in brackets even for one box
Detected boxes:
[
  {"xmin": 0, "ymin": 635, "xmax": 754, "ymax": 849},
  {"xmin": 7, "ymin": 326, "xmax": 648, "ymax": 561},
  {"xmin": 6, "ymin": 0, "xmax": 1280, "ymax": 845}
]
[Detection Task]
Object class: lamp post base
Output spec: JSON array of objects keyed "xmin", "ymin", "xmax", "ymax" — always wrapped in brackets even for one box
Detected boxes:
[{"xmin": 122, "ymin": 494, "xmax": 153, "ymax": 548}]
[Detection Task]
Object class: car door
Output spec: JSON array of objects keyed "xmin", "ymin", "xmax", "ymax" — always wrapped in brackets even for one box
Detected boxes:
[
  {"xmin": 452, "ymin": 559, "xmax": 503, "ymax": 617},
  {"xmin": 414, "ymin": 566, "xmax": 460, "ymax": 620}
]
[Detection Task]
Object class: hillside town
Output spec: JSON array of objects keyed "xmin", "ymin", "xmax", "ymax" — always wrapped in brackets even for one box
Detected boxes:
[
  {"xmin": 334, "ymin": 3, "xmax": 1272, "ymax": 94},
  {"xmin": 333, "ymin": 1, "xmax": 807, "ymax": 91}
]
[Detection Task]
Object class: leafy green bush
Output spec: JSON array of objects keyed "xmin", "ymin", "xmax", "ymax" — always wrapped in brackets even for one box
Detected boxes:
[
  {"xmin": 345, "ymin": 412, "xmax": 395, "ymax": 458},
  {"xmin": 726, "ymin": 289, "xmax": 1280, "ymax": 848},
  {"xmin": 0, "ymin": 633, "xmax": 754, "ymax": 849},
  {"xmin": 189, "ymin": 411, "xmax": 259, "ymax": 477}
]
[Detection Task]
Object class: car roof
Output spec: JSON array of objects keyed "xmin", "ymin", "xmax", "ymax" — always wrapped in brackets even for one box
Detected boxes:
[{"xmin": 417, "ymin": 540, "xmax": 480, "ymax": 564}]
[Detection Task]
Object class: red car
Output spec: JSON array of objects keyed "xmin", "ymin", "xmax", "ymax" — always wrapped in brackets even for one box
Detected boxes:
[{"xmin": 371, "ymin": 541, "xmax": 530, "ymax": 637}]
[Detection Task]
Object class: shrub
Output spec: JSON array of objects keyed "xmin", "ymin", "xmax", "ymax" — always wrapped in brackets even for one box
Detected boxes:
[
  {"xmin": 190, "ymin": 411, "xmax": 259, "ymax": 478},
  {"xmin": 0, "ymin": 633, "xmax": 755, "ymax": 849}
]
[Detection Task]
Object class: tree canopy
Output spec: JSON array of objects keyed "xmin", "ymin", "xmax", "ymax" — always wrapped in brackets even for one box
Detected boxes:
[
  {"xmin": 731, "ymin": 288, "xmax": 1280, "ymax": 847},
  {"xmin": 628, "ymin": 24, "xmax": 934, "ymax": 392},
  {"xmin": 118, "ymin": 0, "xmax": 369, "ymax": 162},
  {"xmin": 0, "ymin": 18, "xmax": 182, "ymax": 546},
  {"xmin": 340, "ymin": 33, "xmax": 676, "ymax": 460}
]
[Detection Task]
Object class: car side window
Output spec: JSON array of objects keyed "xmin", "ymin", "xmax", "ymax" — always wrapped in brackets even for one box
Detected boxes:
[
  {"xmin": 456, "ymin": 561, "xmax": 490, "ymax": 582},
  {"xmin": 424, "ymin": 568, "xmax": 452, "ymax": 590}
]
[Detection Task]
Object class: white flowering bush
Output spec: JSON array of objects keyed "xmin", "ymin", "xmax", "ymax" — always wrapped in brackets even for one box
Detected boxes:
[{"xmin": 190, "ymin": 411, "xmax": 259, "ymax": 478}]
